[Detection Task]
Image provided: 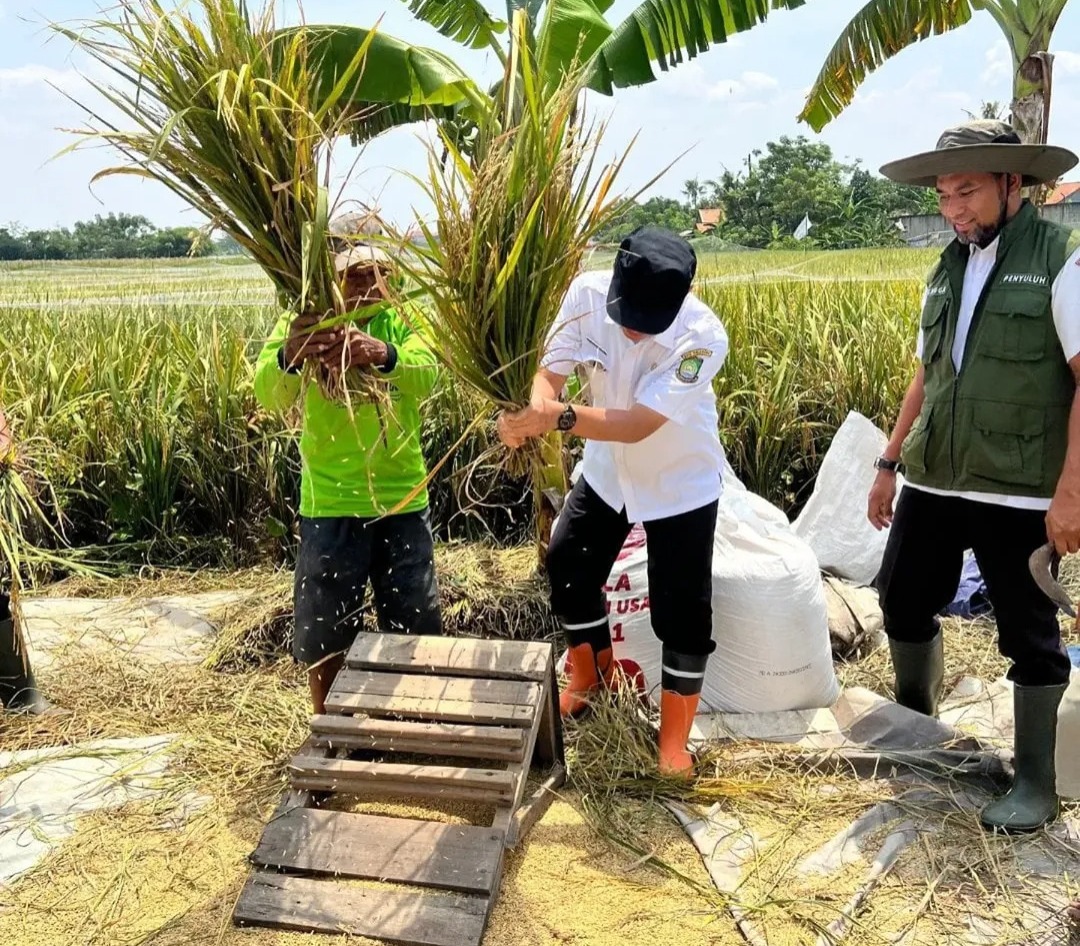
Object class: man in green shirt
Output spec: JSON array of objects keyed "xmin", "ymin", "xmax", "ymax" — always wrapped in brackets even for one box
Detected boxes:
[
  {"xmin": 254, "ymin": 239, "xmax": 442, "ymax": 714},
  {"xmin": 869, "ymin": 121, "xmax": 1080, "ymax": 832}
]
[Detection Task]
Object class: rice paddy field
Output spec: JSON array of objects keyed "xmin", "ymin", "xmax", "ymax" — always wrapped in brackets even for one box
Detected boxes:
[
  {"xmin": 9, "ymin": 248, "xmax": 1080, "ymax": 946},
  {"xmin": 0, "ymin": 247, "xmax": 936, "ymax": 568}
]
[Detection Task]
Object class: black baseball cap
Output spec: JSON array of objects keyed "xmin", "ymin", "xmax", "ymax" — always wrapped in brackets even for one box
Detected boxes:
[{"xmin": 606, "ymin": 225, "xmax": 697, "ymax": 334}]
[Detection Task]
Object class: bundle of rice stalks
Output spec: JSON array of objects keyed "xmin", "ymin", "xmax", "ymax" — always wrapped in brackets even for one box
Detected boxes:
[
  {"xmin": 0, "ymin": 424, "xmax": 93, "ymax": 595},
  {"xmin": 394, "ymin": 11, "xmax": 635, "ymax": 482},
  {"xmin": 55, "ymin": 0, "xmax": 393, "ymax": 402},
  {"xmin": 566, "ymin": 677, "xmax": 775, "ymax": 871},
  {"xmin": 196, "ymin": 543, "xmax": 556, "ymax": 671}
]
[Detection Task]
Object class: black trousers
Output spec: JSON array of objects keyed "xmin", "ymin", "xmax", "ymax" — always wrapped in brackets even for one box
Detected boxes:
[
  {"xmin": 292, "ymin": 510, "xmax": 442, "ymax": 664},
  {"xmin": 876, "ymin": 487, "xmax": 1071, "ymax": 686},
  {"xmin": 546, "ymin": 477, "xmax": 718, "ymax": 657}
]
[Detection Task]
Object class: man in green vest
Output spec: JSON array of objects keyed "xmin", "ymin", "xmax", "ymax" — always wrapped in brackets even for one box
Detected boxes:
[
  {"xmin": 868, "ymin": 120, "xmax": 1080, "ymax": 832},
  {"xmin": 254, "ymin": 224, "xmax": 442, "ymax": 715}
]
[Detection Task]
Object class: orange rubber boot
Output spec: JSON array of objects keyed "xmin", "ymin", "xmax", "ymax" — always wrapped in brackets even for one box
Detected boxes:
[
  {"xmin": 559, "ymin": 643, "xmax": 614, "ymax": 718},
  {"xmin": 658, "ymin": 689, "xmax": 700, "ymax": 778}
]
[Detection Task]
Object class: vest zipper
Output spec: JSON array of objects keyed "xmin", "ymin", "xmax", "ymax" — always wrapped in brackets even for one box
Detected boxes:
[{"xmin": 949, "ymin": 241, "xmax": 1009, "ymax": 484}]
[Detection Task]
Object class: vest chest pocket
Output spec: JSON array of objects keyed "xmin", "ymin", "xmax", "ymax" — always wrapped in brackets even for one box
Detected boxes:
[
  {"xmin": 900, "ymin": 406, "xmax": 933, "ymax": 475},
  {"xmin": 977, "ymin": 289, "xmax": 1050, "ymax": 362},
  {"xmin": 920, "ymin": 294, "xmax": 948, "ymax": 365},
  {"xmin": 967, "ymin": 402, "xmax": 1045, "ymax": 487}
]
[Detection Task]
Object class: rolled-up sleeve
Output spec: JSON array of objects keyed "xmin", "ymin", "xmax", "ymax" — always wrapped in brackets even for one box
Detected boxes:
[
  {"xmin": 635, "ymin": 327, "xmax": 728, "ymax": 420},
  {"xmin": 540, "ymin": 279, "xmax": 586, "ymax": 375},
  {"xmin": 1052, "ymin": 245, "xmax": 1080, "ymax": 362}
]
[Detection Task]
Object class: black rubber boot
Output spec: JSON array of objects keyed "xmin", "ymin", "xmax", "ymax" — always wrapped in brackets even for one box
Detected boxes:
[
  {"xmin": 889, "ymin": 632, "xmax": 945, "ymax": 717},
  {"xmin": 0, "ymin": 615, "xmax": 54, "ymax": 715},
  {"xmin": 980, "ymin": 683, "xmax": 1067, "ymax": 833}
]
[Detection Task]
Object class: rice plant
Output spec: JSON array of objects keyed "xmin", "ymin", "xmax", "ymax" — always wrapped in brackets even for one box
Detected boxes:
[
  {"xmin": 55, "ymin": 0, "xmax": 395, "ymax": 401},
  {"xmin": 393, "ymin": 11, "xmax": 632, "ymax": 485},
  {"xmin": 2, "ymin": 250, "xmax": 929, "ymax": 567}
]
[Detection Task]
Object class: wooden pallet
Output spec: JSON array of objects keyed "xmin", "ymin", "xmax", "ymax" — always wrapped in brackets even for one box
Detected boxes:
[{"xmin": 234, "ymin": 631, "xmax": 566, "ymax": 945}]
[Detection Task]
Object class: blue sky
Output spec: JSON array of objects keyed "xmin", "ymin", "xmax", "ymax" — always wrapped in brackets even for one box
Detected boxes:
[{"xmin": 2, "ymin": 1, "xmax": 1079, "ymax": 230}]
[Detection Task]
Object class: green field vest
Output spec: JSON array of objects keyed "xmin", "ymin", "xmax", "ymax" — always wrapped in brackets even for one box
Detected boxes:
[{"xmin": 902, "ymin": 201, "xmax": 1080, "ymax": 497}]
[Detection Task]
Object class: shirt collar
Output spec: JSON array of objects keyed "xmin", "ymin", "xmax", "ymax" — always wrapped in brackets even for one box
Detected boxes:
[
  {"xmin": 970, "ymin": 236, "xmax": 999, "ymax": 260},
  {"xmin": 602, "ymin": 310, "xmax": 681, "ymax": 351}
]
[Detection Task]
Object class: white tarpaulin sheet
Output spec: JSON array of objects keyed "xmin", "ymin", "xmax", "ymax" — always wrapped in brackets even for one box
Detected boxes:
[
  {"xmin": 0, "ymin": 735, "xmax": 182, "ymax": 885},
  {"xmin": 1, "ymin": 593, "xmax": 234, "ymax": 886},
  {"xmin": 673, "ymin": 679, "xmax": 1080, "ymax": 945}
]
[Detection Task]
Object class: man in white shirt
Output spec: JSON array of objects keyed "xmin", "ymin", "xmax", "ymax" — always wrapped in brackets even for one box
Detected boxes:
[
  {"xmin": 498, "ymin": 226, "xmax": 728, "ymax": 778},
  {"xmin": 869, "ymin": 120, "xmax": 1080, "ymax": 831}
]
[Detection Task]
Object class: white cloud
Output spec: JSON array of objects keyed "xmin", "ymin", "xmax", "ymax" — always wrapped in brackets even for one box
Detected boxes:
[
  {"xmin": 662, "ymin": 63, "xmax": 781, "ymax": 103},
  {"xmin": 0, "ymin": 64, "xmax": 83, "ymax": 96},
  {"xmin": 1054, "ymin": 50, "xmax": 1080, "ymax": 76},
  {"xmin": 741, "ymin": 70, "xmax": 780, "ymax": 91},
  {"xmin": 981, "ymin": 40, "xmax": 1011, "ymax": 84},
  {"xmin": 852, "ymin": 67, "xmax": 967, "ymax": 112},
  {"xmin": 977, "ymin": 42, "xmax": 1080, "ymax": 83}
]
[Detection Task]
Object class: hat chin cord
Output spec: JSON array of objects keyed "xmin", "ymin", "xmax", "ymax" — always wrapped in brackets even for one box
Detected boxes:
[{"xmin": 973, "ymin": 174, "xmax": 1012, "ymax": 249}]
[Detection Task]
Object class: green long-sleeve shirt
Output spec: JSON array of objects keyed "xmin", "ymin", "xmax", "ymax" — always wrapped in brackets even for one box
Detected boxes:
[{"xmin": 254, "ymin": 308, "xmax": 438, "ymax": 518}]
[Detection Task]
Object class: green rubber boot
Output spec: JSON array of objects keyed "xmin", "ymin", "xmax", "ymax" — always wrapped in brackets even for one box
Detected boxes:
[
  {"xmin": 0, "ymin": 615, "xmax": 54, "ymax": 715},
  {"xmin": 980, "ymin": 683, "xmax": 1067, "ymax": 833},
  {"xmin": 889, "ymin": 633, "xmax": 945, "ymax": 717}
]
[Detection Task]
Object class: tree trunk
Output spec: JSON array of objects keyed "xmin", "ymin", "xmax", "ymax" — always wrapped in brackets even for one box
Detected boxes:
[
  {"xmin": 1011, "ymin": 51, "xmax": 1053, "ymax": 145},
  {"xmin": 1011, "ymin": 51, "xmax": 1055, "ymax": 205}
]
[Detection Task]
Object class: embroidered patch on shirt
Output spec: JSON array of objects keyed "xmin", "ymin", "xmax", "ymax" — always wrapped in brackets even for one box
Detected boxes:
[
  {"xmin": 1001, "ymin": 273, "xmax": 1049, "ymax": 286},
  {"xmin": 675, "ymin": 349, "xmax": 712, "ymax": 384}
]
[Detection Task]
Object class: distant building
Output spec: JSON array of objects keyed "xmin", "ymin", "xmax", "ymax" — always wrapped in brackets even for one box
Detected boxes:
[
  {"xmin": 1045, "ymin": 181, "xmax": 1080, "ymax": 205},
  {"xmin": 894, "ymin": 195, "xmax": 1080, "ymax": 248},
  {"xmin": 695, "ymin": 208, "xmax": 724, "ymax": 234}
]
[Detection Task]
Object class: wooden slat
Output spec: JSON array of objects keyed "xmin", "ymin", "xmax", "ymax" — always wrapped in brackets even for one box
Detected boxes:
[
  {"xmin": 534, "ymin": 653, "xmax": 564, "ymax": 768},
  {"xmin": 330, "ymin": 669, "xmax": 540, "ymax": 707},
  {"xmin": 310, "ymin": 714, "xmax": 526, "ymax": 750},
  {"xmin": 310, "ymin": 734, "xmax": 524, "ymax": 763},
  {"xmin": 233, "ymin": 871, "xmax": 489, "ymax": 946},
  {"xmin": 346, "ymin": 632, "xmax": 550, "ymax": 682},
  {"xmin": 290, "ymin": 776, "xmax": 506, "ymax": 805},
  {"xmin": 309, "ymin": 714, "xmax": 525, "ymax": 762},
  {"xmin": 323, "ymin": 691, "xmax": 535, "ymax": 727},
  {"xmin": 289, "ymin": 757, "xmax": 515, "ymax": 799},
  {"xmin": 507, "ymin": 764, "xmax": 566, "ymax": 849},
  {"xmin": 250, "ymin": 807, "xmax": 503, "ymax": 894}
]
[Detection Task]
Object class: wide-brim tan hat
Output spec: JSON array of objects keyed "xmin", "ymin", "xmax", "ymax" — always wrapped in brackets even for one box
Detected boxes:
[
  {"xmin": 333, "ymin": 244, "xmax": 391, "ymax": 273},
  {"xmin": 880, "ymin": 119, "xmax": 1078, "ymax": 188}
]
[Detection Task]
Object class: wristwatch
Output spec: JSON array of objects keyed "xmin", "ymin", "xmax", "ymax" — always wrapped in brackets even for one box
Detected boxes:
[
  {"xmin": 556, "ymin": 404, "xmax": 578, "ymax": 432},
  {"xmin": 874, "ymin": 456, "xmax": 902, "ymax": 473}
]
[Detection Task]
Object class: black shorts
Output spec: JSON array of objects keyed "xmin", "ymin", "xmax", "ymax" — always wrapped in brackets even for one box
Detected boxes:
[{"xmin": 292, "ymin": 510, "xmax": 442, "ymax": 664}]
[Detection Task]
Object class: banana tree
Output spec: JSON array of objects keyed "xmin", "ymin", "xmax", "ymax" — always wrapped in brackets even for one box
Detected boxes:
[
  {"xmin": 400, "ymin": 1, "xmax": 808, "ymax": 94},
  {"xmin": 798, "ymin": 0, "xmax": 1072, "ymax": 145},
  {"xmin": 270, "ymin": 24, "xmax": 487, "ymax": 143},
  {"xmin": 285, "ymin": 1, "xmax": 810, "ymax": 145}
]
